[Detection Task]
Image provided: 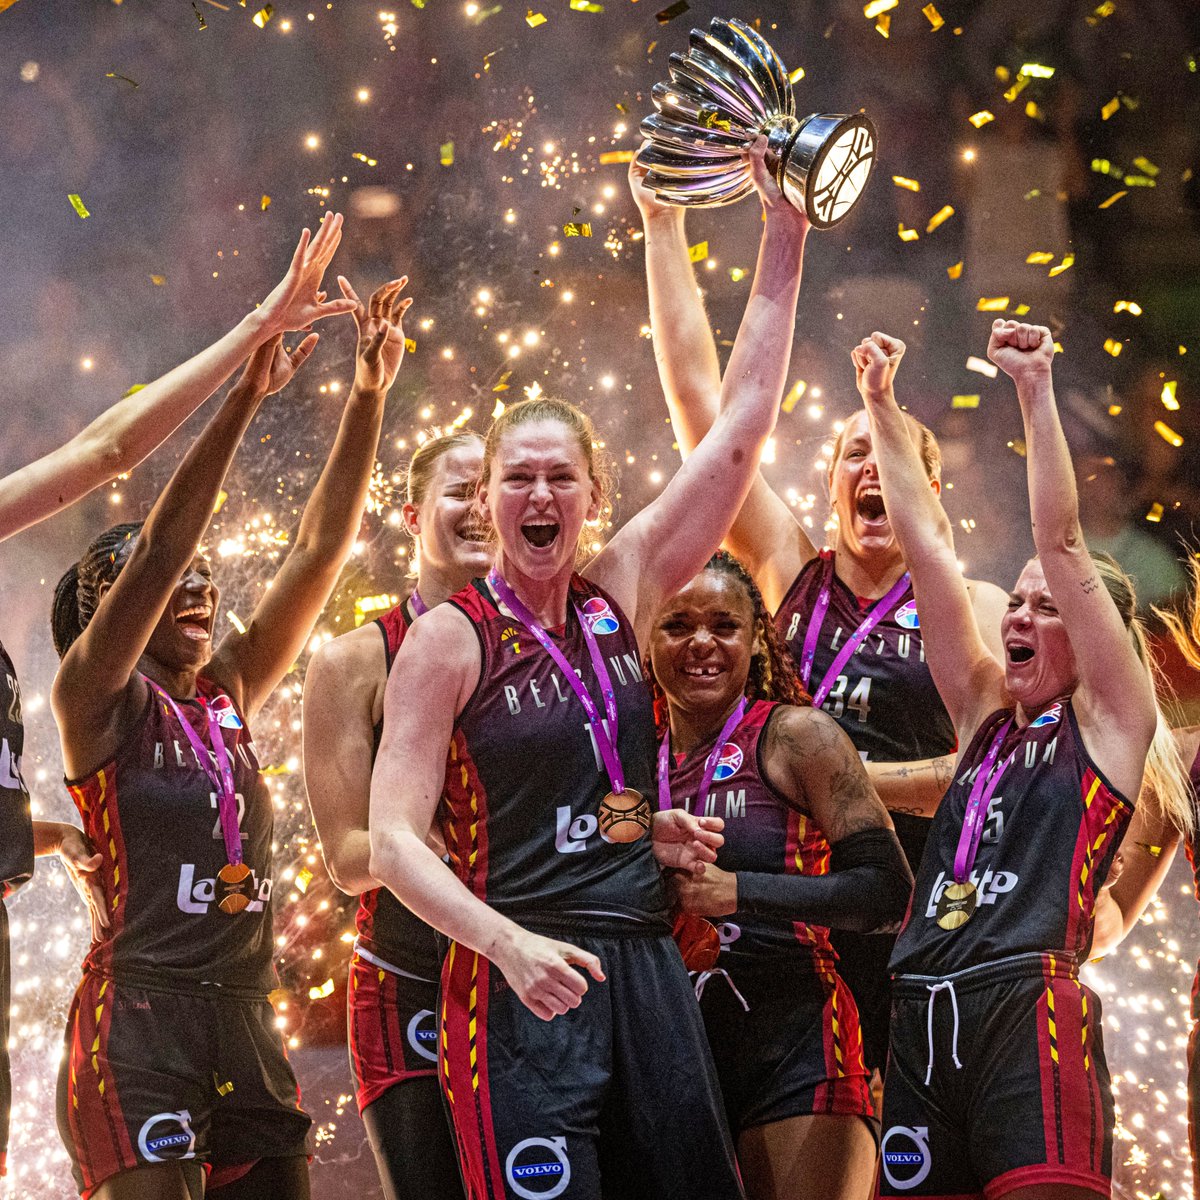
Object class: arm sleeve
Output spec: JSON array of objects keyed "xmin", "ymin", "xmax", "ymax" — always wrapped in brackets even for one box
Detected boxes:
[{"xmin": 735, "ymin": 827, "xmax": 913, "ymax": 934}]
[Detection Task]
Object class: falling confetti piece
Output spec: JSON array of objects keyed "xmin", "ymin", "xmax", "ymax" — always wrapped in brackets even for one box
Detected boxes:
[
  {"xmin": 150, "ymin": 275, "xmax": 166, "ymax": 285},
  {"xmin": 599, "ymin": 150, "xmax": 635, "ymax": 165},
  {"xmin": 440, "ymin": 141, "xmax": 454, "ymax": 166},
  {"xmin": 654, "ymin": 0, "xmax": 687, "ymax": 22},
  {"xmin": 526, "ymin": 9, "xmax": 546, "ymax": 24},
  {"xmin": 1014, "ymin": 304, "xmax": 1031, "ymax": 316},
  {"xmin": 215, "ymin": 1077, "xmax": 234, "ymax": 1096},
  {"xmin": 1123, "ymin": 174, "xmax": 1156, "ymax": 188},
  {"xmin": 863, "ymin": 0, "xmax": 896, "ymax": 16},
  {"xmin": 0, "ymin": 0, "xmax": 23, "ymax": 11},
  {"xmin": 469, "ymin": 3, "xmax": 502, "ymax": 21},
  {"xmin": 976, "ymin": 296, "xmax": 1009, "ymax": 312},
  {"xmin": 1090, "ymin": 158, "xmax": 1123, "ymax": 179},
  {"xmin": 193, "ymin": 2, "xmax": 208, "ymax": 28},
  {"xmin": 563, "ymin": 222, "xmax": 592, "ymax": 236},
  {"xmin": 1145, "ymin": 502, "xmax": 1164, "ymax": 523},
  {"xmin": 897, "ymin": 223, "xmax": 919, "ymax": 242},
  {"xmin": 1161, "ymin": 381, "xmax": 1179, "ymax": 410},
  {"xmin": 105, "ymin": 71, "xmax": 139, "ymax": 88},
  {"xmin": 1107, "ymin": 403, "xmax": 1122, "ymax": 416},
  {"xmin": 965, "ymin": 356, "xmax": 998, "ymax": 378},
  {"xmin": 926, "ymin": 205, "xmax": 954, "ymax": 233},
  {"xmin": 1003, "ymin": 77, "xmax": 1029, "ymax": 103},
  {"xmin": 1026, "ymin": 251, "xmax": 1055, "ymax": 264},
  {"xmin": 404, "ymin": 338, "xmax": 417, "ymax": 353},
  {"xmin": 308, "ymin": 978, "xmax": 336, "ymax": 1000},
  {"xmin": 1098, "ymin": 190, "xmax": 1126, "ymax": 209},
  {"xmin": 952, "ymin": 395, "xmax": 980, "ymax": 408},
  {"xmin": 121, "ymin": 384, "xmax": 146, "ymax": 398},
  {"xmin": 1153, "ymin": 420, "xmax": 1183, "ymax": 447},
  {"xmin": 1019, "ymin": 62, "xmax": 1055, "ymax": 79},
  {"xmin": 969, "ymin": 110, "xmax": 994, "ymax": 128},
  {"xmin": 781, "ymin": 380, "xmax": 807, "ymax": 413},
  {"xmin": 1008, "ymin": 438, "xmax": 1027, "ymax": 457},
  {"xmin": 875, "ymin": 14, "xmax": 890, "ymax": 36},
  {"xmin": 227, "ymin": 611, "xmax": 248, "ymax": 634},
  {"xmin": 688, "ymin": 240, "xmax": 708, "ymax": 263},
  {"xmin": 569, "ymin": 0, "xmax": 604, "ymax": 10},
  {"xmin": 892, "ymin": 176, "xmax": 920, "ymax": 192},
  {"xmin": 493, "ymin": 370, "xmax": 513, "ymax": 392},
  {"xmin": 68, "ymin": 194, "xmax": 90, "ymax": 219},
  {"xmin": 788, "ymin": 66, "xmax": 805, "ymax": 84},
  {"xmin": 261, "ymin": 194, "xmax": 271, "ymax": 210},
  {"xmin": 1113, "ymin": 300, "xmax": 1142, "ymax": 316},
  {"xmin": 947, "ymin": 261, "xmax": 963, "ymax": 279},
  {"xmin": 1103, "ymin": 338, "xmax": 1123, "ymax": 357},
  {"xmin": 922, "ymin": 3, "xmax": 944, "ymax": 29},
  {"xmin": 214, "ymin": 490, "xmax": 229, "ymax": 513},
  {"xmin": 1132, "ymin": 155, "xmax": 1160, "ymax": 177},
  {"xmin": 1048, "ymin": 253, "xmax": 1075, "ymax": 277},
  {"xmin": 1101, "ymin": 97, "xmax": 1120, "ymax": 120},
  {"xmin": 252, "ymin": 3, "xmax": 273, "ymax": 25},
  {"xmin": 352, "ymin": 152, "xmax": 379, "ymax": 166},
  {"xmin": 1024, "ymin": 101, "xmax": 1044, "ymax": 121},
  {"xmin": 296, "ymin": 868, "xmax": 313, "ymax": 893},
  {"xmin": 728, "ymin": 266, "xmax": 747, "ymax": 282}
]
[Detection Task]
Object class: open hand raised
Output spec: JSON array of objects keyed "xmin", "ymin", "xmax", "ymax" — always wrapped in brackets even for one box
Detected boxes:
[{"xmin": 340, "ymin": 275, "xmax": 413, "ymax": 394}]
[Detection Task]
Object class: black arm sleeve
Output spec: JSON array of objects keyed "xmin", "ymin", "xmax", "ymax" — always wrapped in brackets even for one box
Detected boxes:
[{"xmin": 735, "ymin": 827, "xmax": 914, "ymax": 934}]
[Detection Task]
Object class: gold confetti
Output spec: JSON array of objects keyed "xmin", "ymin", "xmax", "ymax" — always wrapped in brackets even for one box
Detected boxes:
[
  {"xmin": 193, "ymin": 2, "xmax": 208, "ymax": 28},
  {"xmin": 781, "ymin": 380, "xmax": 808, "ymax": 413},
  {"xmin": 728, "ymin": 266, "xmax": 747, "ymax": 282},
  {"xmin": 947, "ymin": 261, "xmax": 963, "ymax": 279},
  {"xmin": 976, "ymin": 296, "xmax": 1009, "ymax": 312},
  {"xmin": 1133, "ymin": 155, "xmax": 1160, "ymax": 177},
  {"xmin": 863, "ymin": 0, "xmax": 896, "ymax": 15},
  {"xmin": 789, "ymin": 66, "xmax": 805, "ymax": 84},
  {"xmin": 1091, "ymin": 158, "xmax": 1123, "ymax": 178},
  {"xmin": 1019, "ymin": 62, "xmax": 1055, "ymax": 78},
  {"xmin": 897, "ymin": 223, "xmax": 919, "ymax": 242},
  {"xmin": 0, "ymin": 0, "xmax": 23, "ymax": 11},
  {"xmin": 308, "ymin": 979, "xmax": 336, "ymax": 1000},
  {"xmin": 440, "ymin": 141, "xmax": 454, "ymax": 166},
  {"xmin": 1048, "ymin": 253, "xmax": 1075, "ymax": 277},
  {"xmin": 1025, "ymin": 101, "xmax": 1044, "ymax": 121},
  {"xmin": 1103, "ymin": 338, "xmax": 1123, "ymax": 357},
  {"xmin": 1098, "ymin": 190, "xmax": 1127, "ymax": 209},
  {"xmin": 404, "ymin": 338, "xmax": 417, "ymax": 353},
  {"xmin": 1101, "ymin": 97, "xmax": 1120, "ymax": 120},
  {"xmin": 121, "ymin": 384, "xmax": 146, "ymax": 398},
  {"xmin": 1161, "ymin": 381, "xmax": 1179, "ymax": 410},
  {"xmin": 261, "ymin": 194, "xmax": 271, "ymax": 210},
  {"xmin": 493, "ymin": 370, "xmax": 513, "ymax": 392},
  {"xmin": 654, "ymin": 0, "xmax": 687, "ymax": 21},
  {"xmin": 492, "ymin": 398, "xmax": 507, "ymax": 418},
  {"xmin": 1124, "ymin": 174, "xmax": 1156, "ymax": 188},
  {"xmin": 969, "ymin": 110, "xmax": 994, "ymax": 128},
  {"xmin": 68, "ymin": 194, "xmax": 90, "ymax": 219},
  {"xmin": 599, "ymin": 150, "xmax": 635, "ymax": 165},
  {"xmin": 352, "ymin": 152, "xmax": 379, "ymax": 166},
  {"xmin": 227, "ymin": 612, "xmax": 247, "ymax": 634},
  {"xmin": 1107, "ymin": 403, "xmax": 1122, "ymax": 416},
  {"xmin": 922, "ymin": 2, "xmax": 944, "ymax": 29},
  {"xmin": 1014, "ymin": 304, "xmax": 1031, "ymax": 316},
  {"xmin": 1154, "ymin": 420, "xmax": 1183, "ymax": 447},
  {"xmin": 105, "ymin": 71, "xmax": 139, "ymax": 88},
  {"xmin": 892, "ymin": 176, "xmax": 920, "ymax": 192},
  {"xmin": 252, "ymin": 3, "xmax": 273, "ymax": 25},
  {"xmin": 526, "ymin": 9, "xmax": 546, "ymax": 24},
  {"xmin": 875, "ymin": 13, "xmax": 890, "ymax": 36},
  {"xmin": 952, "ymin": 395, "xmax": 980, "ymax": 408},
  {"xmin": 1025, "ymin": 251, "xmax": 1055, "ymax": 264},
  {"xmin": 1113, "ymin": 300, "xmax": 1142, "ymax": 316},
  {"xmin": 563, "ymin": 222, "xmax": 592, "ymax": 236},
  {"xmin": 215, "ymin": 1077, "xmax": 234, "ymax": 1096},
  {"xmin": 296, "ymin": 868, "xmax": 314, "ymax": 893},
  {"xmin": 1003, "ymin": 76, "xmax": 1029, "ymax": 103},
  {"xmin": 926, "ymin": 205, "xmax": 954, "ymax": 233},
  {"xmin": 569, "ymin": 0, "xmax": 604, "ymax": 10},
  {"xmin": 688, "ymin": 240, "xmax": 708, "ymax": 262},
  {"xmin": 965, "ymin": 356, "xmax": 997, "ymax": 378},
  {"xmin": 1145, "ymin": 503, "xmax": 1164, "ymax": 523},
  {"xmin": 1008, "ymin": 437, "xmax": 1027, "ymax": 457}
]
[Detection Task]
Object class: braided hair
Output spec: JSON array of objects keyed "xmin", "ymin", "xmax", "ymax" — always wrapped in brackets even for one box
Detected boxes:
[
  {"xmin": 647, "ymin": 550, "xmax": 809, "ymax": 735},
  {"xmin": 51, "ymin": 522, "xmax": 143, "ymax": 657}
]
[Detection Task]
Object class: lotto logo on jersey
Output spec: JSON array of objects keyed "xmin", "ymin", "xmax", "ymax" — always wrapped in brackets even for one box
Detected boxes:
[
  {"xmin": 208, "ymin": 694, "xmax": 244, "ymax": 730},
  {"xmin": 580, "ymin": 597, "xmax": 619, "ymax": 635},
  {"xmin": 894, "ymin": 601, "xmax": 920, "ymax": 630},
  {"xmin": 712, "ymin": 743, "xmax": 743, "ymax": 781},
  {"xmin": 1029, "ymin": 703, "xmax": 1062, "ymax": 729}
]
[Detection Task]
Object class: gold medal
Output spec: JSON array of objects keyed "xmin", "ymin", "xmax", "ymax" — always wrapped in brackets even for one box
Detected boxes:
[
  {"xmin": 935, "ymin": 881, "xmax": 977, "ymax": 931},
  {"xmin": 216, "ymin": 861, "xmax": 253, "ymax": 915},
  {"xmin": 597, "ymin": 788, "xmax": 651, "ymax": 844}
]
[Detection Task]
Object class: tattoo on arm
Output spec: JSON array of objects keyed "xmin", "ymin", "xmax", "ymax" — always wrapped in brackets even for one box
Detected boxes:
[
  {"xmin": 1080, "ymin": 576, "xmax": 1100, "ymax": 594},
  {"xmin": 933, "ymin": 756, "xmax": 955, "ymax": 791}
]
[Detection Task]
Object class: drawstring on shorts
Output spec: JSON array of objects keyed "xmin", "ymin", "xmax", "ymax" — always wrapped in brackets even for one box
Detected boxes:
[
  {"xmin": 924, "ymin": 979, "xmax": 962, "ymax": 1086},
  {"xmin": 693, "ymin": 968, "xmax": 750, "ymax": 1012}
]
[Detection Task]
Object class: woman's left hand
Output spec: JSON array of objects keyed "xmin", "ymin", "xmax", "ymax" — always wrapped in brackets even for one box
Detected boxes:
[
  {"xmin": 238, "ymin": 332, "xmax": 320, "ymax": 398},
  {"xmin": 747, "ymin": 134, "xmax": 808, "ymax": 235},
  {"xmin": 651, "ymin": 809, "xmax": 724, "ymax": 874},
  {"xmin": 852, "ymin": 331, "xmax": 906, "ymax": 402},
  {"xmin": 666, "ymin": 862, "xmax": 738, "ymax": 917},
  {"xmin": 341, "ymin": 275, "xmax": 413, "ymax": 394},
  {"xmin": 57, "ymin": 826, "xmax": 111, "ymax": 943}
]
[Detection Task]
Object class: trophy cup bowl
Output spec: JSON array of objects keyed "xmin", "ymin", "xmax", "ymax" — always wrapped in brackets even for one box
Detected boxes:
[{"xmin": 637, "ymin": 17, "xmax": 878, "ymax": 228}]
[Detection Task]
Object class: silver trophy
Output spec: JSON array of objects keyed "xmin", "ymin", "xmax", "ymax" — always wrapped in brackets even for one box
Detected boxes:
[{"xmin": 638, "ymin": 17, "xmax": 877, "ymax": 228}]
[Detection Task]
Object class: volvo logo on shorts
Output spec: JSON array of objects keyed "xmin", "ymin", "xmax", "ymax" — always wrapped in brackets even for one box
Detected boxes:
[
  {"xmin": 711, "ymin": 742, "xmax": 743, "ymax": 782},
  {"xmin": 580, "ymin": 597, "xmax": 619, "ymax": 636},
  {"xmin": 881, "ymin": 1125, "xmax": 931, "ymax": 1190},
  {"xmin": 208, "ymin": 693, "xmax": 244, "ymax": 729},
  {"xmin": 1029, "ymin": 702, "xmax": 1062, "ymax": 729},
  {"xmin": 894, "ymin": 600, "xmax": 920, "ymax": 630},
  {"xmin": 506, "ymin": 1137, "xmax": 571, "ymax": 1200},
  {"xmin": 138, "ymin": 1110, "xmax": 197, "ymax": 1162},
  {"xmin": 406, "ymin": 1008, "xmax": 439, "ymax": 1063}
]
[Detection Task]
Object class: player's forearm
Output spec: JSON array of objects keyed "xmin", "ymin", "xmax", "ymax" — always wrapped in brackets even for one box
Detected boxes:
[
  {"xmin": 1018, "ymin": 373, "xmax": 1083, "ymax": 558},
  {"xmin": 868, "ymin": 755, "xmax": 957, "ymax": 818},
  {"xmin": 322, "ymin": 827, "xmax": 377, "ymax": 896}
]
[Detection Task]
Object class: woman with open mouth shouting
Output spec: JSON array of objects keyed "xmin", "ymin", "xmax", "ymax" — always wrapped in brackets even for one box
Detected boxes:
[
  {"xmin": 631, "ymin": 147, "xmax": 1011, "ymax": 1084},
  {"xmin": 857, "ymin": 322, "xmax": 1190, "ymax": 1200},
  {"xmin": 303, "ymin": 428, "xmax": 491, "ymax": 1200},
  {"xmin": 48, "ymin": 226, "xmax": 411, "ymax": 1200},
  {"xmin": 648, "ymin": 549, "xmax": 912, "ymax": 1200},
  {"xmin": 368, "ymin": 138, "xmax": 802, "ymax": 1200}
]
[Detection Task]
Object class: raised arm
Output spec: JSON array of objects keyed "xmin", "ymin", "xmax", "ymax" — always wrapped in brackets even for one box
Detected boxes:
[
  {"xmin": 210, "ymin": 278, "xmax": 409, "ymax": 721},
  {"xmin": 990, "ymin": 320, "xmax": 1156, "ymax": 782},
  {"xmin": 0, "ymin": 215, "xmax": 355, "ymax": 542},
  {"xmin": 595, "ymin": 141, "xmax": 807, "ymax": 640},
  {"xmin": 855, "ymin": 333, "xmax": 1006, "ymax": 741},
  {"xmin": 302, "ymin": 625, "xmax": 386, "ymax": 895},
  {"xmin": 51, "ymin": 336, "xmax": 313, "ymax": 777},
  {"xmin": 369, "ymin": 608, "xmax": 604, "ymax": 1021},
  {"xmin": 867, "ymin": 753, "xmax": 959, "ymax": 818},
  {"xmin": 632, "ymin": 156, "xmax": 815, "ymax": 613}
]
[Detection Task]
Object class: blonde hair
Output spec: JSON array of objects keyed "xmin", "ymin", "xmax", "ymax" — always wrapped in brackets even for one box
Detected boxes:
[
  {"xmin": 831, "ymin": 410, "xmax": 943, "ymax": 483},
  {"xmin": 1154, "ymin": 553, "xmax": 1200, "ymax": 672},
  {"xmin": 405, "ymin": 430, "xmax": 484, "ymax": 507}
]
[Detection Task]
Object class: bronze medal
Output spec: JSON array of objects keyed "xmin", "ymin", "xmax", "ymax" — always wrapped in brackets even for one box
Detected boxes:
[
  {"xmin": 597, "ymin": 788, "xmax": 651, "ymax": 844},
  {"xmin": 935, "ymin": 881, "xmax": 977, "ymax": 931},
  {"xmin": 216, "ymin": 861, "xmax": 253, "ymax": 916},
  {"xmin": 672, "ymin": 912, "xmax": 722, "ymax": 973}
]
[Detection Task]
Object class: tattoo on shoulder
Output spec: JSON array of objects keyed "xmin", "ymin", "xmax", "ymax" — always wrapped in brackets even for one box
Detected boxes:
[{"xmin": 1080, "ymin": 576, "xmax": 1100, "ymax": 594}]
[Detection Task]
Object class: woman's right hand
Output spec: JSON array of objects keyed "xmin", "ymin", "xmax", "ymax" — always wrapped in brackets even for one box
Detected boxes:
[
  {"xmin": 256, "ymin": 213, "xmax": 358, "ymax": 336},
  {"xmin": 237, "ymin": 332, "xmax": 319, "ymax": 398},
  {"xmin": 629, "ymin": 147, "xmax": 680, "ymax": 223},
  {"xmin": 493, "ymin": 927, "xmax": 606, "ymax": 1021}
]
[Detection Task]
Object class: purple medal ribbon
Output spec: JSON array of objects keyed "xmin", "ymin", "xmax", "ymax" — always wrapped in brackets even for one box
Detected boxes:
[
  {"xmin": 798, "ymin": 558, "xmax": 911, "ymax": 709},
  {"xmin": 409, "ymin": 589, "xmax": 428, "ymax": 617},
  {"xmin": 146, "ymin": 678, "xmax": 242, "ymax": 867},
  {"xmin": 951, "ymin": 718, "xmax": 1015, "ymax": 884},
  {"xmin": 657, "ymin": 696, "xmax": 748, "ymax": 814},
  {"xmin": 487, "ymin": 570, "xmax": 627, "ymax": 796}
]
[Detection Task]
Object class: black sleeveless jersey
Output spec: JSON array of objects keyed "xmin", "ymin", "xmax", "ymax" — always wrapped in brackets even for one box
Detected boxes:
[
  {"xmin": 442, "ymin": 575, "xmax": 666, "ymax": 924},
  {"xmin": 68, "ymin": 677, "xmax": 276, "ymax": 994},
  {"xmin": 354, "ymin": 600, "xmax": 442, "ymax": 978},
  {"xmin": 774, "ymin": 550, "xmax": 956, "ymax": 871},
  {"xmin": 1182, "ymin": 744, "xmax": 1200, "ymax": 1021},
  {"xmin": 0, "ymin": 642, "xmax": 33, "ymax": 899},
  {"xmin": 663, "ymin": 700, "xmax": 835, "ymax": 965},
  {"xmin": 890, "ymin": 700, "xmax": 1133, "ymax": 977}
]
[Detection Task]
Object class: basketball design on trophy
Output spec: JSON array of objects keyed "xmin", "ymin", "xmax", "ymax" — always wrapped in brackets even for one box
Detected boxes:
[{"xmin": 637, "ymin": 17, "xmax": 877, "ymax": 228}]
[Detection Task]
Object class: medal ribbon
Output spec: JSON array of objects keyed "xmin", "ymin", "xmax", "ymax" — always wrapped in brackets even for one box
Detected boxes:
[
  {"xmin": 951, "ymin": 718, "xmax": 1016, "ymax": 884},
  {"xmin": 487, "ymin": 570, "xmax": 627, "ymax": 795},
  {"xmin": 798, "ymin": 557, "xmax": 911, "ymax": 708},
  {"xmin": 657, "ymin": 697, "xmax": 749, "ymax": 813},
  {"xmin": 409, "ymin": 589, "xmax": 428, "ymax": 617},
  {"xmin": 146, "ymin": 678, "xmax": 242, "ymax": 867}
]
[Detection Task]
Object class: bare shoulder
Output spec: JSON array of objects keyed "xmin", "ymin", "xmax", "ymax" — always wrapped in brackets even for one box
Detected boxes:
[
  {"xmin": 305, "ymin": 622, "xmax": 389, "ymax": 722},
  {"xmin": 764, "ymin": 703, "xmax": 848, "ymax": 761}
]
